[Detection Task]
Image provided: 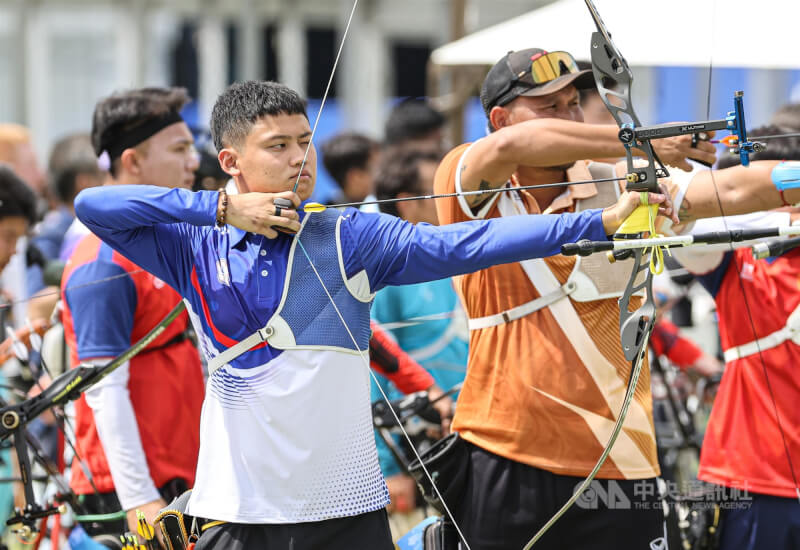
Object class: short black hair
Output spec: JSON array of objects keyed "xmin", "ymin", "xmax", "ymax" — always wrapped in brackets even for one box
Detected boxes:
[
  {"xmin": 375, "ymin": 148, "xmax": 441, "ymax": 217},
  {"xmin": 384, "ymin": 98, "xmax": 445, "ymax": 146},
  {"xmin": 48, "ymin": 133, "xmax": 100, "ymax": 203},
  {"xmin": 91, "ymin": 87, "xmax": 190, "ymax": 175},
  {"xmin": 716, "ymin": 125, "xmax": 800, "ymax": 169},
  {"xmin": 211, "ymin": 81, "xmax": 308, "ymax": 152},
  {"xmin": 320, "ymin": 133, "xmax": 378, "ymax": 187},
  {"xmin": 0, "ymin": 165, "xmax": 37, "ymax": 225}
]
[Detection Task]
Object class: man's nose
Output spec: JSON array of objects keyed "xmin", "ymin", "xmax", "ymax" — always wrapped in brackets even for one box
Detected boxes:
[{"xmin": 290, "ymin": 143, "xmax": 309, "ymax": 165}]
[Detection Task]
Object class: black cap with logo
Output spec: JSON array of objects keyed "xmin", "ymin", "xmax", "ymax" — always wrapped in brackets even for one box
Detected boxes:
[{"xmin": 480, "ymin": 48, "xmax": 596, "ymax": 117}]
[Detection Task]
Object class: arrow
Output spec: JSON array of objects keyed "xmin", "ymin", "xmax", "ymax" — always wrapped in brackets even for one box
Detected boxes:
[{"xmin": 301, "ymin": 175, "xmax": 627, "ymax": 213}]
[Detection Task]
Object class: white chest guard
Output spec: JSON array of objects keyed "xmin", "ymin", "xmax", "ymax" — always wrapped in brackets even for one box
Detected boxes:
[{"xmin": 206, "ymin": 210, "xmax": 373, "ymax": 375}]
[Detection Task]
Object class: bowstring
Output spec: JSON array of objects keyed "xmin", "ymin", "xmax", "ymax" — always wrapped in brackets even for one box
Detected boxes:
[
  {"xmin": 702, "ymin": 0, "xmax": 800, "ymax": 501},
  {"xmin": 286, "ymin": 1, "xmax": 473, "ymax": 546},
  {"xmin": 291, "ymin": 0, "xmax": 359, "ymax": 195}
]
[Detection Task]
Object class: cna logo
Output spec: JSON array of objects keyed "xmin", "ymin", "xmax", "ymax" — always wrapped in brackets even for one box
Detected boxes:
[
  {"xmin": 574, "ymin": 480, "xmax": 631, "ymax": 510},
  {"xmin": 740, "ymin": 262, "xmax": 755, "ymax": 281}
]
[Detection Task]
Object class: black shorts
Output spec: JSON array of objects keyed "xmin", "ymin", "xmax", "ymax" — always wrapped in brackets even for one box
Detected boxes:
[
  {"xmin": 453, "ymin": 441, "xmax": 666, "ymax": 550},
  {"xmin": 195, "ymin": 508, "xmax": 393, "ymax": 550}
]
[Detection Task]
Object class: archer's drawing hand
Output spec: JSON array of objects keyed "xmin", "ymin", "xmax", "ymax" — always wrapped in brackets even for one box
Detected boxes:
[
  {"xmin": 225, "ymin": 191, "xmax": 302, "ymax": 238},
  {"xmin": 652, "ymin": 132, "xmax": 717, "ymax": 171}
]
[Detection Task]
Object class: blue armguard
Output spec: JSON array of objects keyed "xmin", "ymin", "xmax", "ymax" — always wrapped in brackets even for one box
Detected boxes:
[{"xmin": 773, "ymin": 161, "xmax": 800, "ymax": 191}]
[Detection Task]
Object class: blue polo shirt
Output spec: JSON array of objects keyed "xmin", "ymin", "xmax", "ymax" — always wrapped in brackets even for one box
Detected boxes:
[{"xmin": 75, "ymin": 184, "xmax": 607, "ymax": 524}]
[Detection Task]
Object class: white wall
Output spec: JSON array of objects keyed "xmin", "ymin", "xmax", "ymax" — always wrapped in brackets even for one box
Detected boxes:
[{"xmin": 0, "ymin": 0, "xmax": 568, "ymax": 160}]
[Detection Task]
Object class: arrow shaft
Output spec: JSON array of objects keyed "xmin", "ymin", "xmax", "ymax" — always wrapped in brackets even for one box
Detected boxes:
[
  {"xmin": 712, "ymin": 131, "xmax": 800, "ymax": 144},
  {"xmin": 561, "ymin": 225, "xmax": 800, "ymax": 256},
  {"xmin": 317, "ymin": 175, "xmax": 627, "ymax": 211}
]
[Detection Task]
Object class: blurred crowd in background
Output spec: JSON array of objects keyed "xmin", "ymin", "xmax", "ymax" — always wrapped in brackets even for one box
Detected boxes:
[{"xmin": 0, "ymin": 1, "xmax": 800, "ymax": 549}]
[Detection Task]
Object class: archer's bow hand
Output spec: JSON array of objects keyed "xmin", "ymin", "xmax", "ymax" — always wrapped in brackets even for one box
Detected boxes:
[
  {"xmin": 650, "ymin": 131, "xmax": 718, "ymax": 171},
  {"xmin": 601, "ymin": 183, "xmax": 678, "ymax": 234}
]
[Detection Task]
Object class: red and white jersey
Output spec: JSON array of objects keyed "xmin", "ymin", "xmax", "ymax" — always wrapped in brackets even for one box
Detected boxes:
[
  {"xmin": 696, "ymin": 247, "xmax": 800, "ymax": 497},
  {"xmin": 62, "ymin": 234, "xmax": 205, "ymax": 496}
]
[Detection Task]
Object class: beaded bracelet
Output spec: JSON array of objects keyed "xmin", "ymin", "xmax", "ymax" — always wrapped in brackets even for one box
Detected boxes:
[{"xmin": 216, "ymin": 188, "xmax": 228, "ymax": 226}]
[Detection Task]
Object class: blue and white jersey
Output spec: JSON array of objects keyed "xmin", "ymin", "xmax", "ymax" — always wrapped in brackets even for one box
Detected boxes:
[{"xmin": 75, "ymin": 184, "xmax": 607, "ymax": 524}]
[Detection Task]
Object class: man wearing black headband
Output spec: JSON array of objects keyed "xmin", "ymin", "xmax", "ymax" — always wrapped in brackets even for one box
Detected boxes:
[{"xmin": 61, "ymin": 87, "xmax": 205, "ymax": 538}]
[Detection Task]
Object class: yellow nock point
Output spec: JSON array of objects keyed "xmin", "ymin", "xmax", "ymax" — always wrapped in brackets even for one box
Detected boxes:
[{"xmin": 302, "ymin": 202, "xmax": 327, "ymax": 213}]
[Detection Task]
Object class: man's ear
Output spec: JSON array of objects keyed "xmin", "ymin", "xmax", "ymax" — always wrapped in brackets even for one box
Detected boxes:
[
  {"xmin": 489, "ymin": 105, "xmax": 511, "ymax": 131},
  {"xmin": 119, "ymin": 148, "xmax": 141, "ymax": 176},
  {"xmin": 218, "ymin": 148, "xmax": 241, "ymax": 177}
]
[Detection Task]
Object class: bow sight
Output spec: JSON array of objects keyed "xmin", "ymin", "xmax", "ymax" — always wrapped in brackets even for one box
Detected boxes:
[{"xmin": 586, "ymin": 0, "xmax": 763, "ymax": 193}]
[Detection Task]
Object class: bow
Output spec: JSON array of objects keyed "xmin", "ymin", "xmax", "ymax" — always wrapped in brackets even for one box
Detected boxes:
[
  {"xmin": 522, "ymin": 4, "xmax": 685, "ymax": 545},
  {"xmin": 536, "ymin": 0, "xmax": 800, "ymax": 546},
  {"xmin": 523, "ymin": 0, "xmax": 774, "ymax": 546},
  {"xmin": 0, "ymin": 302, "xmax": 186, "ymax": 538}
]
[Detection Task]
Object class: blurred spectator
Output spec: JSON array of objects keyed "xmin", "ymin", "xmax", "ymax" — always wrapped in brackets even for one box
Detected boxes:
[
  {"xmin": 35, "ymin": 134, "xmax": 104, "ymax": 262},
  {"xmin": 375, "ymin": 148, "xmax": 441, "ymax": 226},
  {"xmin": 577, "ymin": 61, "xmax": 622, "ymax": 168},
  {"xmin": 770, "ymin": 102, "xmax": 800, "ymax": 130},
  {"xmin": 193, "ymin": 149, "xmax": 229, "ymax": 191},
  {"xmin": 0, "ymin": 123, "xmax": 46, "ymax": 199},
  {"xmin": 0, "ymin": 166, "xmax": 37, "ymax": 531},
  {"xmin": 372, "ymin": 147, "xmax": 467, "ymax": 535},
  {"xmin": 0, "ymin": 167, "xmax": 37, "ymax": 280},
  {"xmin": 0, "ymin": 166, "xmax": 37, "ymax": 326},
  {"xmin": 384, "ymin": 98, "xmax": 446, "ymax": 153},
  {"xmin": 0, "ymin": 125, "xmax": 47, "ymax": 321},
  {"xmin": 320, "ymin": 132, "xmax": 380, "ymax": 208},
  {"xmin": 576, "ymin": 61, "xmax": 611, "ymax": 125}
]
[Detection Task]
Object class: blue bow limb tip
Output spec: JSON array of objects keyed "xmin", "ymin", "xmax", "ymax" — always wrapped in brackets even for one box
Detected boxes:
[{"xmin": 773, "ymin": 161, "xmax": 800, "ymax": 191}]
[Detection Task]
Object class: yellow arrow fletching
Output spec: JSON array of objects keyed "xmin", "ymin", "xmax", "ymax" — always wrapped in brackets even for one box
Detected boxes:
[
  {"xmin": 302, "ymin": 202, "xmax": 327, "ymax": 213},
  {"xmin": 136, "ymin": 510, "xmax": 155, "ymax": 539}
]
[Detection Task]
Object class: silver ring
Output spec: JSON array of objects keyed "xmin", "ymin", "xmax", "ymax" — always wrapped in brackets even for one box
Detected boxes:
[{"xmin": 274, "ymin": 205, "xmax": 282, "ymax": 217}]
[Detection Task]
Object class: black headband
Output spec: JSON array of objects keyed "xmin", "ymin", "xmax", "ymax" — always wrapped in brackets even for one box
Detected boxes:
[{"xmin": 104, "ymin": 111, "xmax": 184, "ymax": 161}]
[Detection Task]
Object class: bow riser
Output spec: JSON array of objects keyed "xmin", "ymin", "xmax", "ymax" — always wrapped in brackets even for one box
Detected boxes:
[{"xmin": 619, "ymin": 250, "xmax": 657, "ymax": 362}]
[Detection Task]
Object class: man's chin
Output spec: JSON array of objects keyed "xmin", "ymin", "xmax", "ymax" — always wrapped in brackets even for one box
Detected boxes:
[{"xmin": 296, "ymin": 181, "xmax": 315, "ymax": 202}]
